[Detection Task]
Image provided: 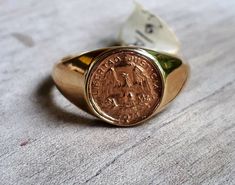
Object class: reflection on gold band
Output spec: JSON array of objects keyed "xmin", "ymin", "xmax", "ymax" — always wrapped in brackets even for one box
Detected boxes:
[{"xmin": 52, "ymin": 47, "xmax": 189, "ymax": 126}]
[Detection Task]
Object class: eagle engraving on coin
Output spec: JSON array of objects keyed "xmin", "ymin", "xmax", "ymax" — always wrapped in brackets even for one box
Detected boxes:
[{"xmin": 88, "ymin": 50, "xmax": 162, "ymax": 125}]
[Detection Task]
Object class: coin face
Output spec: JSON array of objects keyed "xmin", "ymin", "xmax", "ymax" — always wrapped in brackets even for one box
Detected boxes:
[{"xmin": 87, "ymin": 49, "xmax": 163, "ymax": 126}]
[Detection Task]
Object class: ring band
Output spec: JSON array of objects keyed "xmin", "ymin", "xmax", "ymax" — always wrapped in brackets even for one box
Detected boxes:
[
  {"xmin": 52, "ymin": 4, "xmax": 189, "ymax": 126},
  {"xmin": 52, "ymin": 47, "xmax": 188, "ymax": 126}
]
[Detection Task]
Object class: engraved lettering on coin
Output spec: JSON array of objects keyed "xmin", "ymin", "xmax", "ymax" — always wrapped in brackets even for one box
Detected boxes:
[{"xmin": 88, "ymin": 51, "xmax": 162, "ymax": 125}]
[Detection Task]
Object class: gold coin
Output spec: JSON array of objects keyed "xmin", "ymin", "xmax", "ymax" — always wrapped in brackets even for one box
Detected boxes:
[{"xmin": 88, "ymin": 50, "xmax": 163, "ymax": 126}]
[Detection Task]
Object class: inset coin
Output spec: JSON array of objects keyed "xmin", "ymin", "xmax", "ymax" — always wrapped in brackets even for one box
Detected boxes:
[{"xmin": 87, "ymin": 49, "xmax": 163, "ymax": 126}]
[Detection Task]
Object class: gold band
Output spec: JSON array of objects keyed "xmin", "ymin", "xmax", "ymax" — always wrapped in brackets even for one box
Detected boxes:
[{"xmin": 52, "ymin": 47, "xmax": 189, "ymax": 126}]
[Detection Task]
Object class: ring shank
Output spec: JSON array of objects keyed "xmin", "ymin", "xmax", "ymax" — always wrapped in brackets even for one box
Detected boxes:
[
  {"xmin": 52, "ymin": 58, "xmax": 89, "ymax": 113},
  {"xmin": 52, "ymin": 48, "xmax": 189, "ymax": 120}
]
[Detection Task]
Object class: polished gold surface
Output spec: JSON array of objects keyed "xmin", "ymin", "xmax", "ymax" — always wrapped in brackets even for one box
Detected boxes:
[{"xmin": 52, "ymin": 47, "xmax": 189, "ymax": 126}]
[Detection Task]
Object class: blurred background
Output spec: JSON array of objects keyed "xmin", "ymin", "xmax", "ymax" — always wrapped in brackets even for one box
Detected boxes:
[{"xmin": 0, "ymin": 0, "xmax": 235, "ymax": 184}]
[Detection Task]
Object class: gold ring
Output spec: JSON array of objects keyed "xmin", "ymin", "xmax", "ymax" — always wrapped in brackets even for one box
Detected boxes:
[
  {"xmin": 52, "ymin": 4, "xmax": 189, "ymax": 126},
  {"xmin": 52, "ymin": 47, "xmax": 188, "ymax": 126}
]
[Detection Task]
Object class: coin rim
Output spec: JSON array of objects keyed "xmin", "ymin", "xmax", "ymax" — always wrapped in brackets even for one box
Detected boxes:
[{"xmin": 85, "ymin": 47, "xmax": 165, "ymax": 126}]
